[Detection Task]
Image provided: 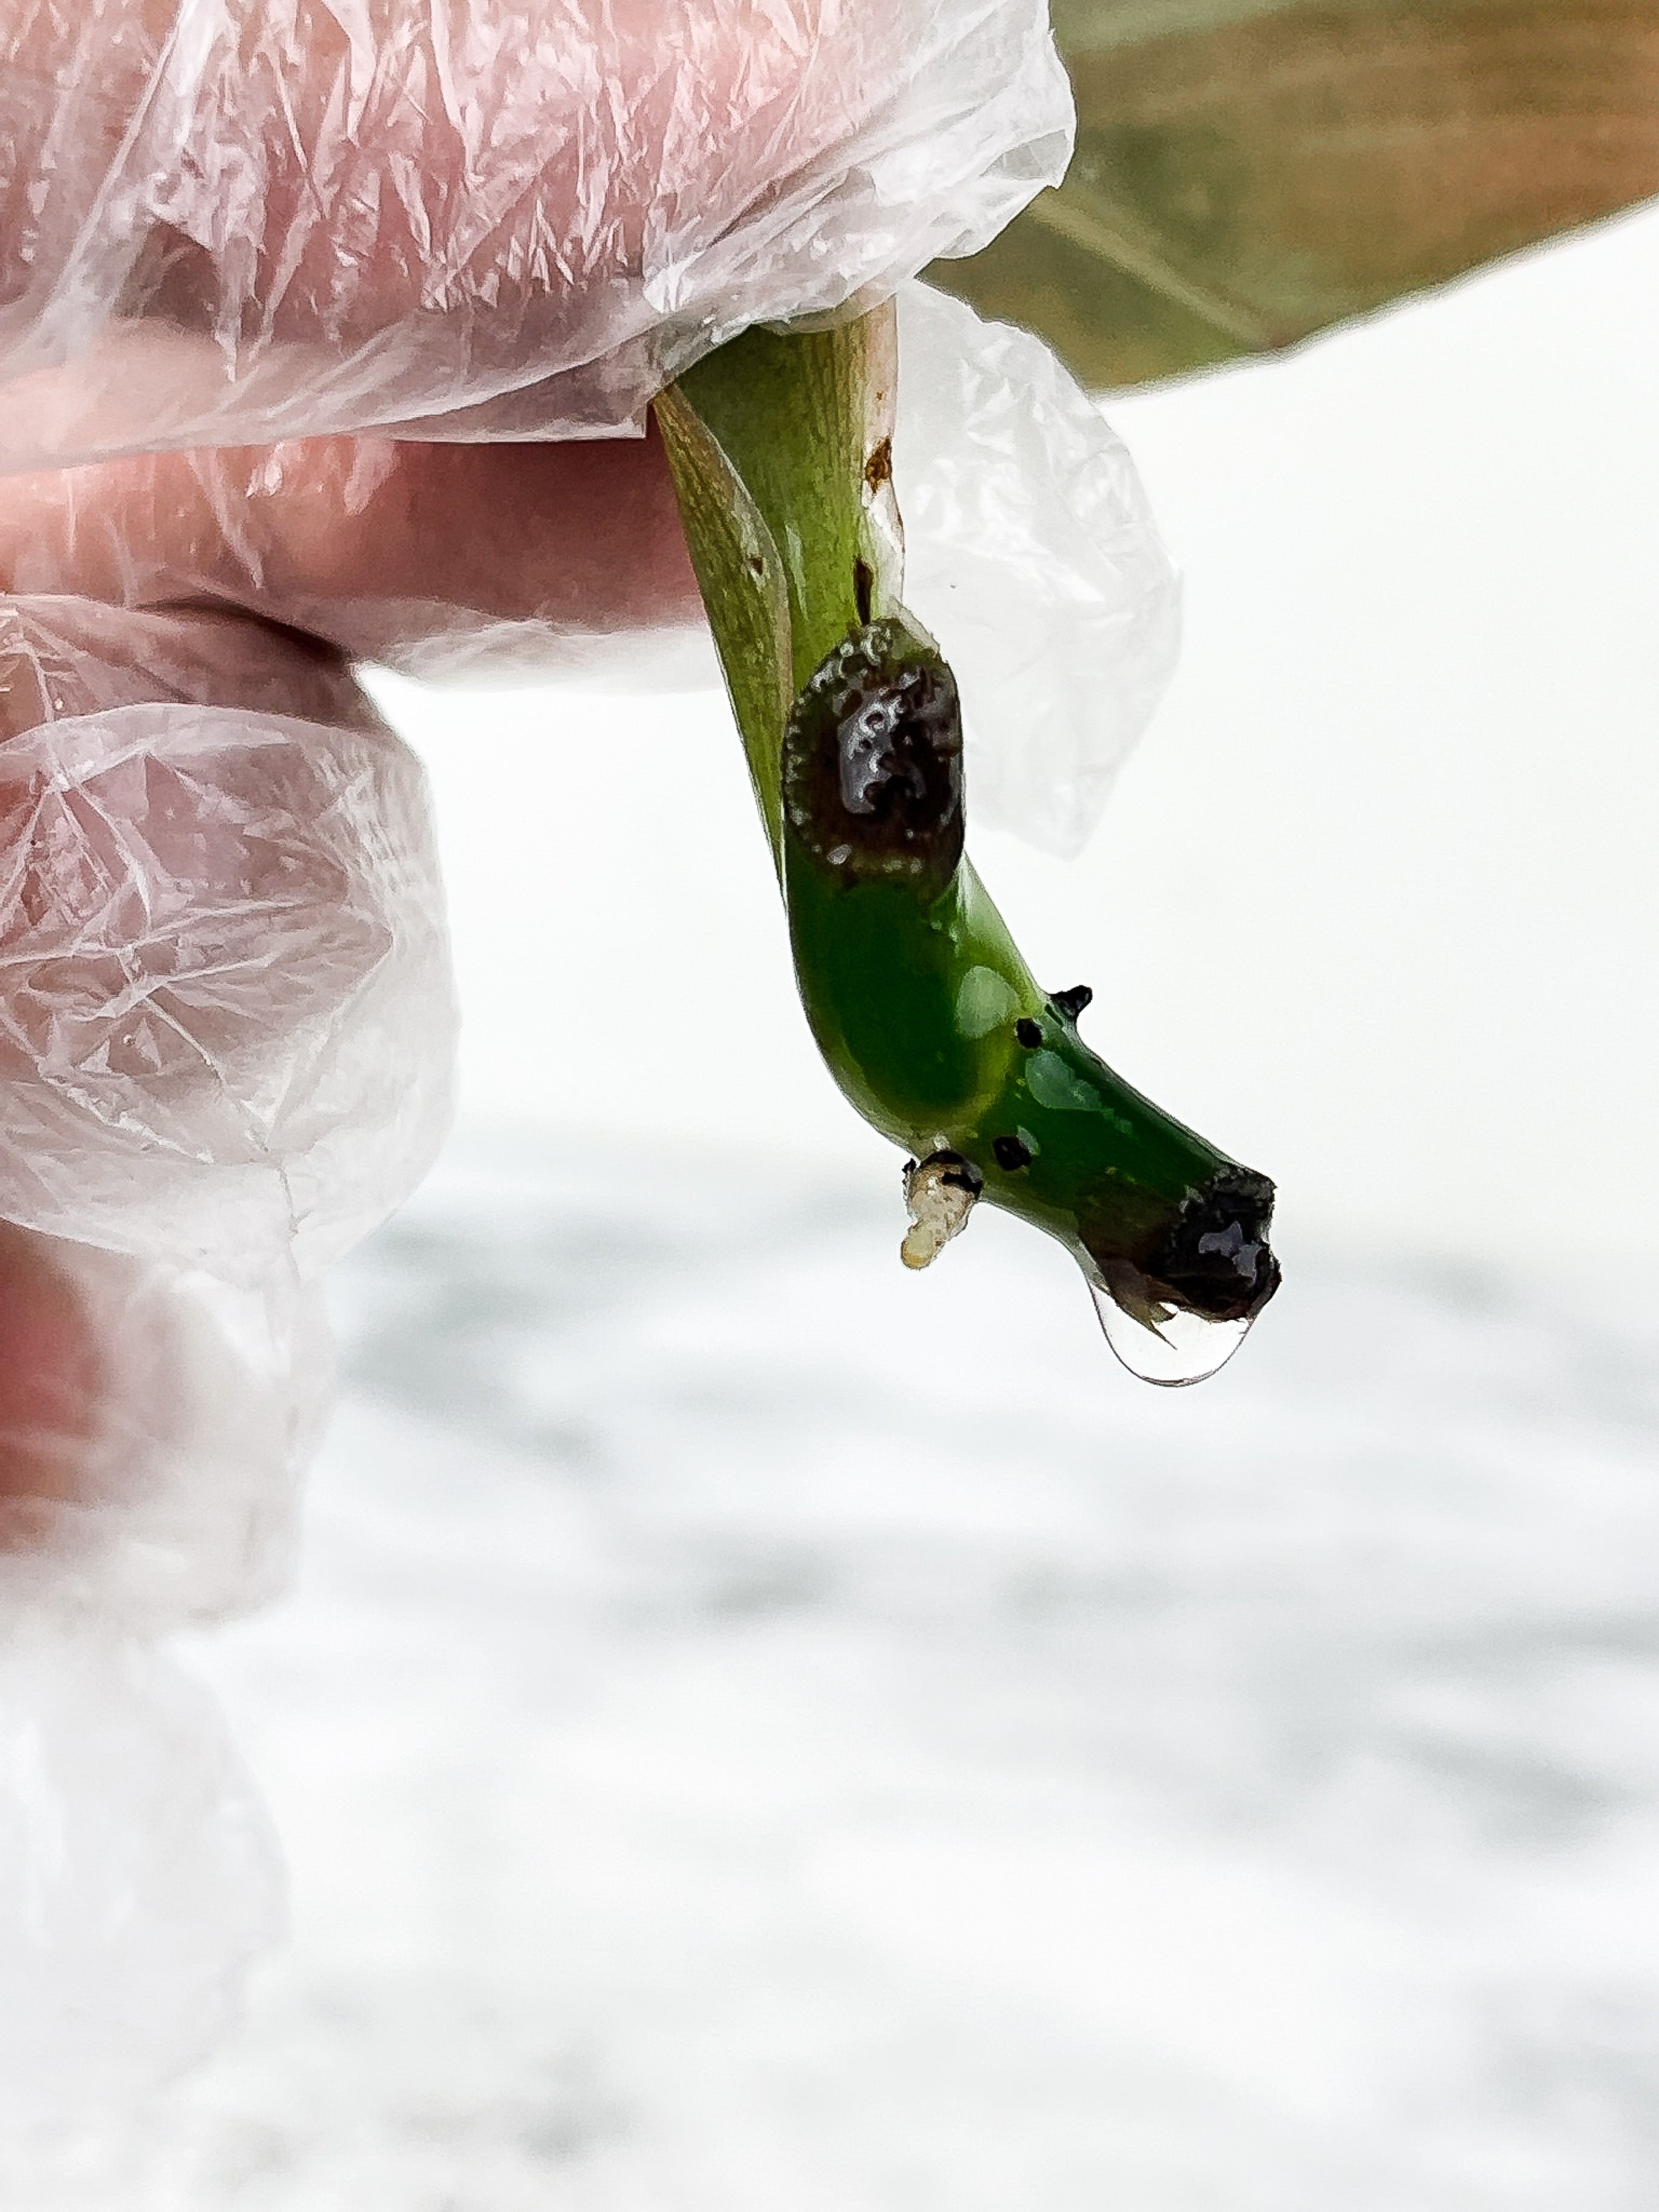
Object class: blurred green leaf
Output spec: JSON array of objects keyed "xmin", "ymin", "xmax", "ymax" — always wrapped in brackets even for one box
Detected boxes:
[{"xmin": 931, "ymin": 0, "xmax": 1659, "ymax": 386}]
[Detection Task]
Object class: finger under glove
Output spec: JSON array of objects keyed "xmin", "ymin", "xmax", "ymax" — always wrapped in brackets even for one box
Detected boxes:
[
  {"xmin": 0, "ymin": 1220, "xmax": 325, "ymax": 1630},
  {"xmin": 0, "ymin": 596, "xmax": 433, "ymax": 2114},
  {"xmin": 0, "ymin": 677, "xmax": 456, "ymax": 1283},
  {"xmin": 0, "ymin": 428, "xmax": 705, "ymax": 671},
  {"xmin": 0, "ymin": 580, "xmax": 451, "ymax": 1632}
]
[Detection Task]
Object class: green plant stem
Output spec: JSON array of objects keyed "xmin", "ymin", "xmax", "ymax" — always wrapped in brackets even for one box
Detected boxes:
[{"xmin": 654, "ymin": 311, "xmax": 1280, "ymax": 1331}]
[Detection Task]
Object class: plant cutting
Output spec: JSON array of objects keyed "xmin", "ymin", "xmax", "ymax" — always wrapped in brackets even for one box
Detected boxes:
[
  {"xmin": 657, "ymin": 310, "xmax": 1280, "ymax": 1386},
  {"xmin": 654, "ymin": 0, "xmax": 1659, "ymax": 1384}
]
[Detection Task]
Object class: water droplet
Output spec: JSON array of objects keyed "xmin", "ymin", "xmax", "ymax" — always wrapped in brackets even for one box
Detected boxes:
[{"xmin": 1088, "ymin": 1273, "xmax": 1253, "ymax": 1387}]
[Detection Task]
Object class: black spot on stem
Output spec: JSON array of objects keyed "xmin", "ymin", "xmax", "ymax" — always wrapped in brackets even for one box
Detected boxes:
[{"xmin": 783, "ymin": 620, "xmax": 963, "ymax": 895}]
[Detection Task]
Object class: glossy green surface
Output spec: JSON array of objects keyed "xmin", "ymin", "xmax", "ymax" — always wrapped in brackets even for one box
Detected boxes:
[
  {"xmin": 784, "ymin": 835, "xmax": 1229, "ymax": 1275},
  {"xmin": 657, "ymin": 311, "xmax": 1269, "ymax": 1302}
]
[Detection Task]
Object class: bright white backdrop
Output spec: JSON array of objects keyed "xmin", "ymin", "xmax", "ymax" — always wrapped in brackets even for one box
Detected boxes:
[{"xmin": 374, "ymin": 198, "xmax": 1659, "ymax": 1289}]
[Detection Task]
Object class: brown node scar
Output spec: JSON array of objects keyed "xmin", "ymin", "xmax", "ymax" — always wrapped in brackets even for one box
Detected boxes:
[{"xmin": 900, "ymin": 1150, "xmax": 983, "ymax": 1270}]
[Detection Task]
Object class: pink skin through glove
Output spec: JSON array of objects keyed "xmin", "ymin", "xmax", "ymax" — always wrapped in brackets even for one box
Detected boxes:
[{"xmin": 0, "ymin": 0, "xmax": 1071, "ymax": 1559}]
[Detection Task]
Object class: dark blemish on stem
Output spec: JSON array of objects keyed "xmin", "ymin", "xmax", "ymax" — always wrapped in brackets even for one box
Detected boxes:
[
  {"xmin": 864, "ymin": 437, "xmax": 893, "ymax": 491},
  {"xmin": 1143, "ymin": 1166, "xmax": 1281, "ymax": 1324},
  {"xmin": 746, "ymin": 554, "xmax": 766, "ymax": 579},
  {"xmin": 992, "ymin": 1134, "xmax": 1033, "ymax": 1172},
  {"xmin": 783, "ymin": 619, "xmax": 963, "ymax": 895},
  {"xmin": 1050, "ymin": 985, "xmax": 1093, "ymax": 1021},
  {"xmin": 853, "ymin": 559, "xmax": 874, "ymax": 625},
  {"xmin": 1015, "ymin": 1018, "xmax": 1042, "ymax": 1049}
]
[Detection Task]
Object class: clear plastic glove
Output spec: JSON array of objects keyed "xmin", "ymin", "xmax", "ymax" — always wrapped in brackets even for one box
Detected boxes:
[
  {"xmin": 896, "ymin": 281, "xmax": 1179, "ymax": 859},
  {"xmin": 0, "ymin": 0, "xmax": 1071, "ymax": 467},
  {"xmin": 0, "ymin": 0, "xmax": 1071, "ymax": 1616},
  {"xmin": 0, "ymin": 0, "xmax": 1078, "ymax": 2124}
]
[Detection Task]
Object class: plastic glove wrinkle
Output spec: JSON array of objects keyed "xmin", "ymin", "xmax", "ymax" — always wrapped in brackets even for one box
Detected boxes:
[
  {"xmin": 0, "ymin": 702, "xmax": 456, "ymax": 1283},
  {"xmin": 0, "ymin": 0, "xmax": 1072, "ymax": 468}
]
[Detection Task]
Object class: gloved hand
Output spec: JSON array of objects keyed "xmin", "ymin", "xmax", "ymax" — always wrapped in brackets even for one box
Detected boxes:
[{"xmin": 0, "ymin": 0, "xmax": 1071, "ymax": 1603}]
